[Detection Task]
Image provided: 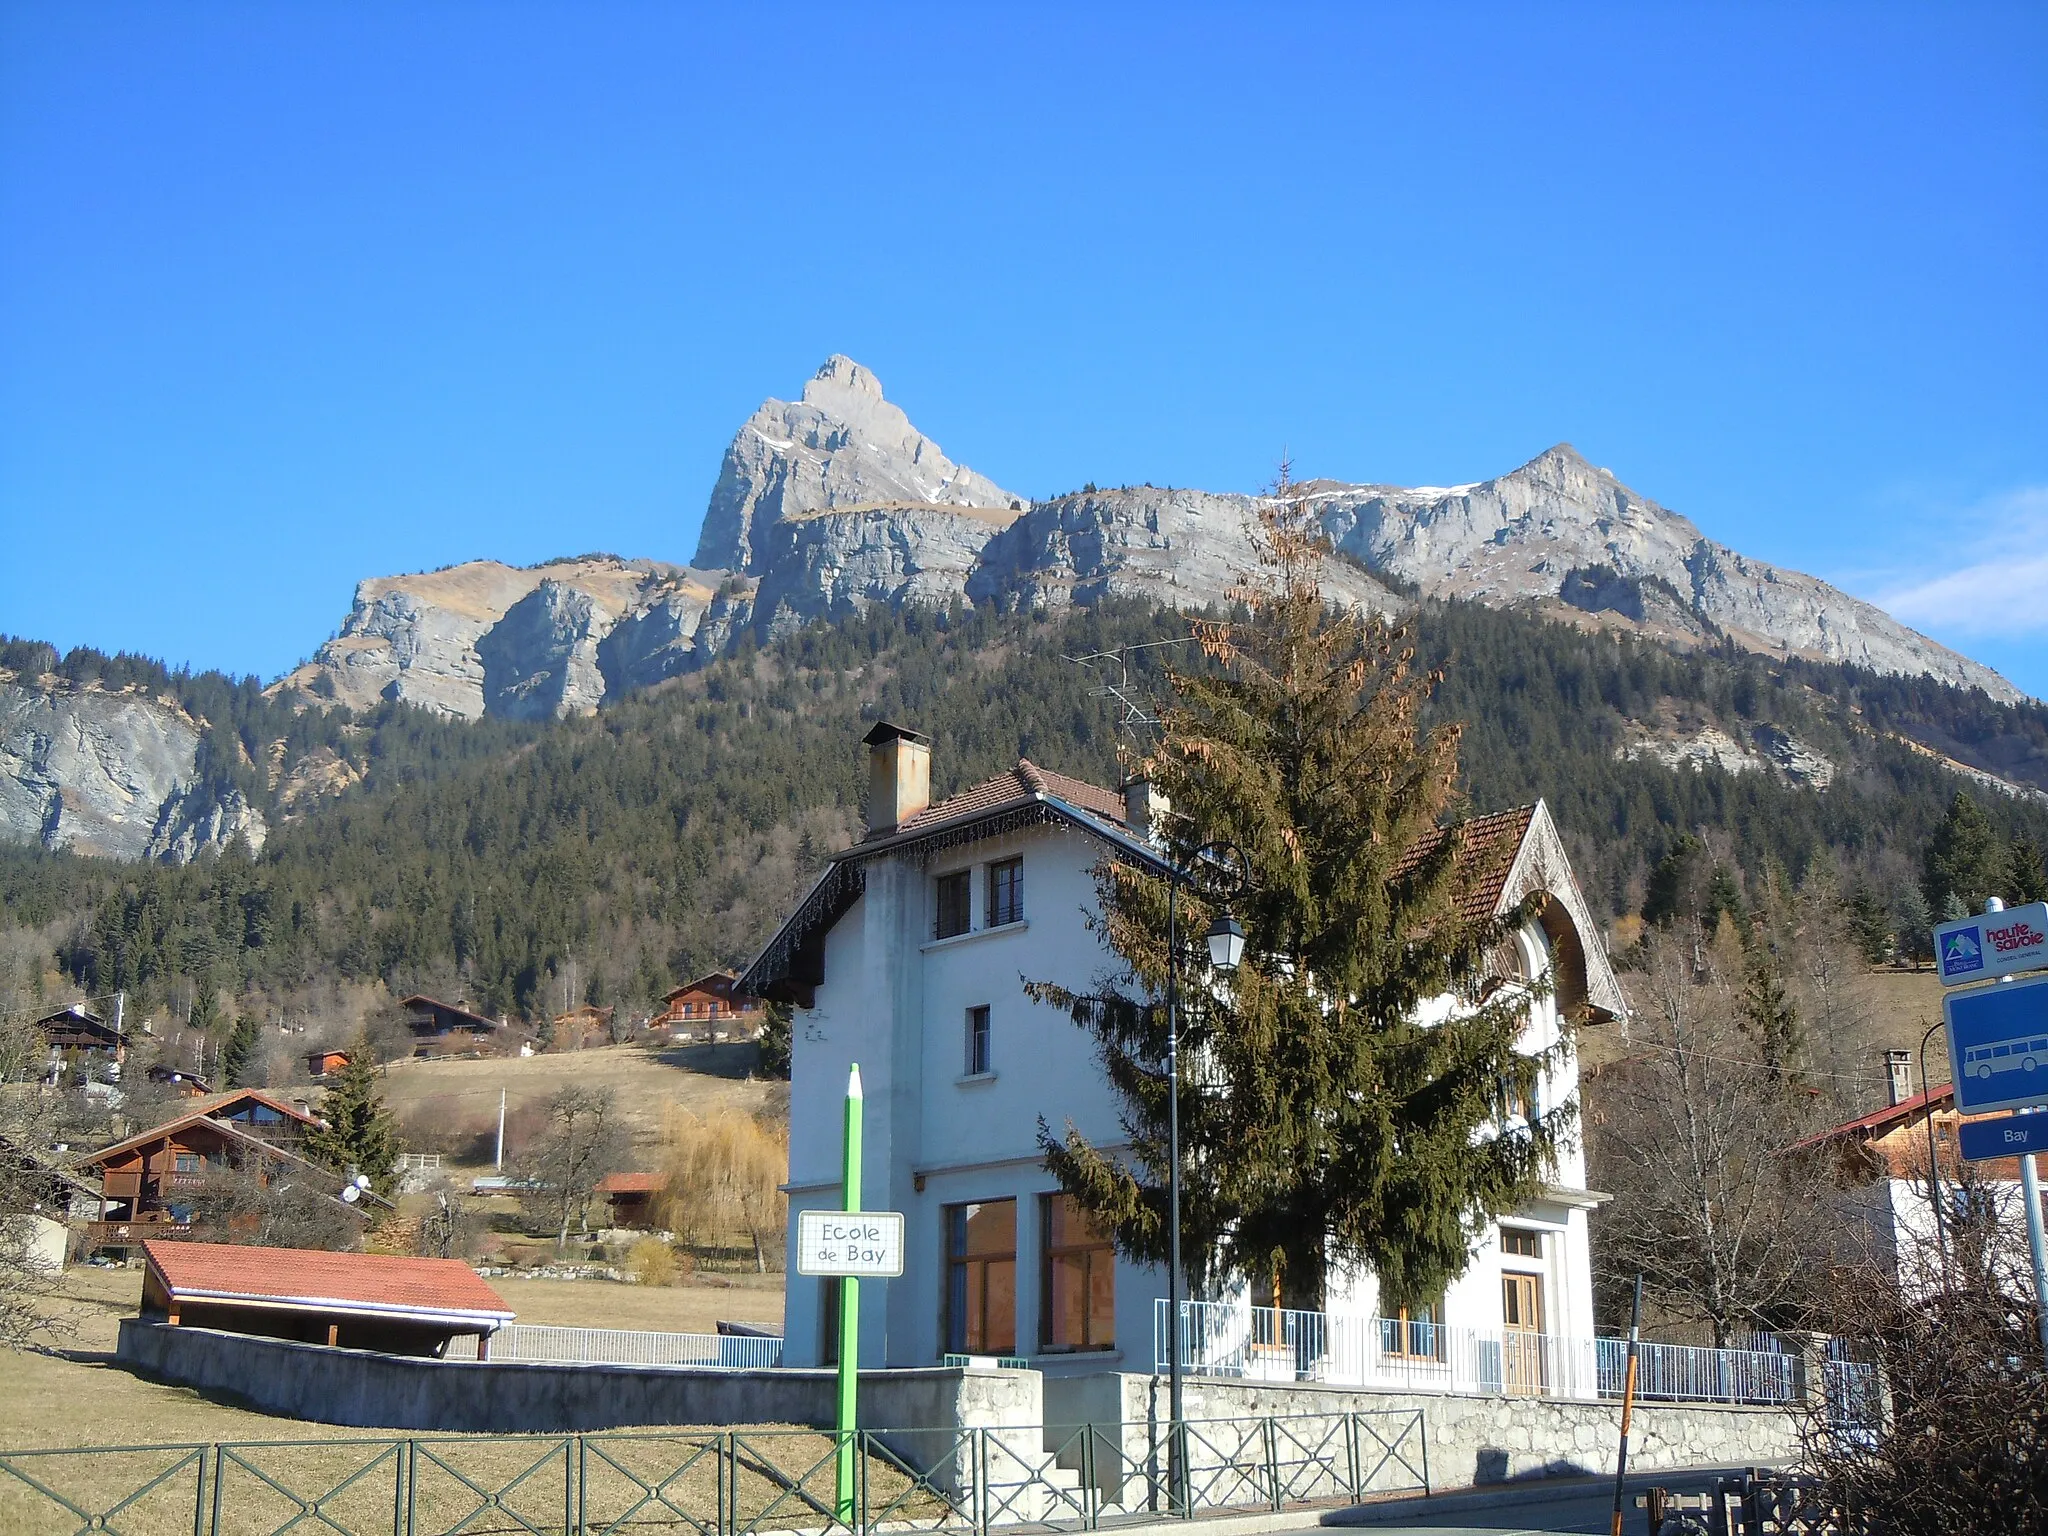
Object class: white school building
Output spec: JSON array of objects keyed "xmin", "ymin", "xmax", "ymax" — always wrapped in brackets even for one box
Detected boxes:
[{"xmin": 742, "ymin": 722, "xmax": 1627, "ymax": 1391}]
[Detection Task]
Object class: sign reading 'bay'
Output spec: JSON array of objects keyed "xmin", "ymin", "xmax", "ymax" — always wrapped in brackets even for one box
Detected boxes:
[
  {"xmin": 796, "ymin": 1209, "xmax": 906, "ymax": 1277},
  {"xmin": 1934, "ymin": 901, "xmax": 2048, "ymax": 987}
]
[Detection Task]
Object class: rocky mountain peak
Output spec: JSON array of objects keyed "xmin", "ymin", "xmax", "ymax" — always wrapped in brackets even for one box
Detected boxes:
[{"xmin": 693, "ymin": 356, "xmax": 1021, "ymax": 573}]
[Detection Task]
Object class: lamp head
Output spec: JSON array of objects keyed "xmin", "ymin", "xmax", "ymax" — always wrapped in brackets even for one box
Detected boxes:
[{"xmin": 1206, "ymin": 911, "xmax": 1246, "ymax": 972}]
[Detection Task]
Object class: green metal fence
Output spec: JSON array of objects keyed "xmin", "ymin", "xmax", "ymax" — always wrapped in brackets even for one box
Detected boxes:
[{"xmin": 0, "ymin": 1410, "xmax": 1428, "ymax": 1536}]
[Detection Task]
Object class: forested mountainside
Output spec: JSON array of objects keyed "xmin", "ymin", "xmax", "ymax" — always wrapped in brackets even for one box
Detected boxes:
[{"xmin": 3, "ymin": 597, "xmax": 2047, "ymax": 1033}]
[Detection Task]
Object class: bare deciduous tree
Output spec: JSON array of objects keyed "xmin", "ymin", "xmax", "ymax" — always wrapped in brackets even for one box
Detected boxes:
[
  {"xmin": 187, "ymin": 1159, "xmax": 366, "ymax": 1251},
  {"xmin": 515, "ymin": 1086, "xmax": 629, "ymax": 1251},
  {"xmin": 1589, "ymin": 920, "xmax": 1846, "ymax": 1343},
  {"xmin": 1798, "ymin": 1190, "xmax": 2046, "ymax": 1531},
  {"xmin": 0, "ymin": 1013, "xmax": 72, "ymax": 1351}
]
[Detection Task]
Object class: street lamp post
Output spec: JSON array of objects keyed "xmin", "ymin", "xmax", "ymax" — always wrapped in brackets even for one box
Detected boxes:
[{"xmin": 1162, "ymin": 840, "xmax": 1248, "ymax": 1514}]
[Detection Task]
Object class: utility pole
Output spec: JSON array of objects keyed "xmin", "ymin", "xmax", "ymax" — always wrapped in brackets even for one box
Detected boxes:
[{"xmin": 495, "ymin": 1089, "xmax": 507, "ymax": 1171}]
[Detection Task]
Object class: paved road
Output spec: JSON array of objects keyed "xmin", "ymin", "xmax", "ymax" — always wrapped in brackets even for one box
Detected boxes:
[{"xmin": 1275, "ymin": 1467, "xmax": 1735, "ymax": 1536}]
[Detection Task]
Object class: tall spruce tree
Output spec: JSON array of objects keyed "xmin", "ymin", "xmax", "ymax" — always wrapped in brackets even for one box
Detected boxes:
[
  {"xmin": 1923, "ymin": 791, "xmax": 2004, "ymax": 917},
  {"xmin": 303, "ymin": 1036, "xmax": 401, "ymax": 1196},
  {"xmin": 1034, "ymin": 483, "xmax": 1571, "ymax": 1312},
  {"xmin": 2010, "ymin": 838, "xmax": 2048, "ymax": 905},
  {"xmin": 219, "ymin": 1013, "xmax": 262, "ymax": 1089}
]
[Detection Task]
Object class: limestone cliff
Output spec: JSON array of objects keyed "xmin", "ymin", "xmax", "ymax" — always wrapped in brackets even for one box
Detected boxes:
[
  {"xmin": 0, "ymin": 674, "xmax": 267, "ymax": 863},
  {"xmin": 271, "ymin": 557, "xmax": 751, "ymax": 721},
  {"xmin": 1310, "ymin": 445, "xmax": 2015, "ymax": 700}
]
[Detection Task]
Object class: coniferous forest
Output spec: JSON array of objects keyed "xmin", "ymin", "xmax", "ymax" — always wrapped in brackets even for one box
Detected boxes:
[{"xmin": 4, "ymin": 597, "xmax": 2048, "ymax": 1032}]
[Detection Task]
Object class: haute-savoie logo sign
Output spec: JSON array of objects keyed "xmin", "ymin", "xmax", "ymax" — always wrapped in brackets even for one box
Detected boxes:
[{"xmin": 1936, "ymin": 903, "xmax": 2048, "ymax": 987}]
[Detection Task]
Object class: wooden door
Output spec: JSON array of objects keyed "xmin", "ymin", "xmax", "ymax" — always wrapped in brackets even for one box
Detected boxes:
[{"xmin": 1501, "ymin": 1273, "xmax": 1546, "ymax": 1394}]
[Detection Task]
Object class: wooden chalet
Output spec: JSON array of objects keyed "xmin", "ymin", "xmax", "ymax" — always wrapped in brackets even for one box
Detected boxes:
[
  {"xmin": 305, "ymin": 1047, "xmax": 353, "ymax": 1079},
  {"xmin": 36, "ymin": 1003, "xmax": 124, "ymax": 1058},
  {"xmin": 400, "ymin": 996, "xmax": 511, "ymax": 1057},
  {"xmin": 652, "ymin": 972, "xmax": 762, "ymax": 1036},
  {"xmin": 550, "ymin": 1004, "xmax": 617, "ymax": 1049},
  {"xmin": 141, "ymin": 1239, "xmax": 514, "ymax": 1355},
  {"xmin": 76, "ymin": 1089, "xmax": 333, "ymax": 1251},
  {"xmin": 596, "ymin": 1171, "xmax": 662, "ymax": 1229}
]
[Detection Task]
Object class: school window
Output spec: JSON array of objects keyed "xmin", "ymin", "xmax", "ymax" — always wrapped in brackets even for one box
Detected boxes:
[
  {"xmin": 1040, "ymin": 1195, "xmax": 1116, "ymax": 1352},
  {"xmin": 935, "ymin": 870, "xmax": 972, "ymax": 939},
  {"xmin": 965, "ymin": 1006, "xmax": 991, "ymax": 1076},
  {"xmin": 945, "ymin": 1199, "xmax": 1017, "ymax": 1355},
  {"xmin": 987, "ymin": 858, "xmax": 1024, "ymax": 927},
  {"xmin": 1501, "ymin": 1228, "xmax": 1543, "ymax": 1260},
  {"xmin": 1381, "ymin": 1299, "xmax": 1444, "ymax": 1360}
]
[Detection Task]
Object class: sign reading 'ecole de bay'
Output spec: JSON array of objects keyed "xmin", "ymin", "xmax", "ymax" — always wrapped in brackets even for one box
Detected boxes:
[
  {"xmin": 796, "ymin": 1209, "xmax": 905, "ymax": 1278},
  {"xmin": 1935, "ymin": 901, "xmax": 2048, "ymax": 987}
]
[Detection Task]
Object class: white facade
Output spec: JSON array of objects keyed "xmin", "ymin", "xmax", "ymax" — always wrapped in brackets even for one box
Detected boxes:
[{"xmin": 745, "ymin": 734, "xmax": 1626, "ymax": 1380}]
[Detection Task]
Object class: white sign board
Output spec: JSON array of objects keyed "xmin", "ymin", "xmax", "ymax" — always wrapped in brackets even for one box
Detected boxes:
[
  {"xmin": 797, "ymin": 1209, "xmax": 905, "ymax": 1278},
  {"xmin": 1934, "ymin": 902, "xmax": 2048, "ymax": 987}
]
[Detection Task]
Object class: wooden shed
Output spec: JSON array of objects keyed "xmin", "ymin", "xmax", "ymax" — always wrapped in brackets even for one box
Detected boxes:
[{"xmin": 141, "ymin": 1239, "xmax": 515, "ymax": 1356}]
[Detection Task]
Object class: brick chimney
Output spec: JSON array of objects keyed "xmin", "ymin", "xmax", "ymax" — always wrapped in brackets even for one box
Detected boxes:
[
  {"xmin": 863, "ymin": 722, "xmax": 932, "ymax": 837},
  {"xmin": 1886, "ymin": 1049, "xmax": 1914, "ymax": 1108}
]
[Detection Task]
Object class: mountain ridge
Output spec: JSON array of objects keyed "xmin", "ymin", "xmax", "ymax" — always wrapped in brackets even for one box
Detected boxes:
[{"xmin": 271, "ymin": 358, "xmax": 2015, "ymax": 722}]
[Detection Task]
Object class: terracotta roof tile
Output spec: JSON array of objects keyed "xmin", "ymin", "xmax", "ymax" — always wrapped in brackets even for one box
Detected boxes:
[
  {"xmin": 1391, "ymin": 805, "xmax": 1537, "ymax": 922},
  {"xmin": 890, "ymin": 759, "xmax": 1128, "ymax": 837},
  {"xmin": 143, "ymin": 1240, "xmax": 513, "ymax": 1320}
]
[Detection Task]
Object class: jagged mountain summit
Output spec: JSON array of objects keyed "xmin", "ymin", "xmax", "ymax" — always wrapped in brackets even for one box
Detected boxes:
[
  {"xmin": 694, "ymin": 355, "xmax": 1024, "ymax": 572},
  {"xmin": 272, "ymin": 356, "xmax": 2014, "ymax": 728}
]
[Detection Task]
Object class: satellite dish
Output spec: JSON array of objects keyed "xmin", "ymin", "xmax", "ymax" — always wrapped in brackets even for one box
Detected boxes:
[
  {"xmin": 341, "ymin": 1185, "xmax": 360, "ymax": 1203},
  {"xmin": 354, "ymin": 1174, "xmax": 372, "ymax": 1190}
]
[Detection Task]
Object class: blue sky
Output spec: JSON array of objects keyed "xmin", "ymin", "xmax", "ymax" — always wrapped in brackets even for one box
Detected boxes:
[{"xmin": 2, "ymin": 4, "xmax": 2043, "ymax": 695}]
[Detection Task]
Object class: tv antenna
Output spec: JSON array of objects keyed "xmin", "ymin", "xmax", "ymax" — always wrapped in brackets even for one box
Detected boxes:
[{"xmin": 1063, "ymin": 636, "xmax": 1193, "ymax": 743}]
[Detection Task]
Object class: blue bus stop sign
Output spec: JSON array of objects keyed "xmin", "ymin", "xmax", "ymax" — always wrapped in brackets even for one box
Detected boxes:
[
  {"xmin": 1946, "ymin": 972, "xmax": 2048, "ymax": 1116},
  {"xmin": 1958, "ymin": 1114, "xmax": 2048, "ymax": 1162}
]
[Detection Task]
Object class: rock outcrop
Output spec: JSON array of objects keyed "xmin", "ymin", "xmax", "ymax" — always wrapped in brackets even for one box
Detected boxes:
[
  {"xmin": 969, "ymin": 486, "xmax": 1404, "ymax": 617},
  {"xmin": 0, "ymin": 675, "xmax": 267, "ymax": 863},
  {"xmin": 695, "ymin": 355, "xmax": 1022, "ymax": 573},
  {"xmin": 272, "ymin": 558, "xmax": 749, "ymax": 721},
  {"xmin": 1310, "ymin": 445, "xmax": 2014, "ymax": 700}
]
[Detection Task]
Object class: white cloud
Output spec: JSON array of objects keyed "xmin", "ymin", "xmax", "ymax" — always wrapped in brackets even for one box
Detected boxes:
[{"xmin": 1868, "ymin": 486, "xmax": 2048, "ymax": 638}]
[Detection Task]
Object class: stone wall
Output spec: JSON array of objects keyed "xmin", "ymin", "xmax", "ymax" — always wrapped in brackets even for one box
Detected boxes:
[
  {"xmin": 1043, "ymin": 1372, "xmax": 1801, "ymax": 1494},
  {"xmin": 117, "ymin": 1321, "xmax": 1038, "ymax": 1437}
]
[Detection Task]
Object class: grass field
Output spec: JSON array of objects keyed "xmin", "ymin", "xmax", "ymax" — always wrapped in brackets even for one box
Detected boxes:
[
  {"xmin": 1, "ymin": 1260, "xmax": 786, "ymax": 1452},
  {"xmin": 376, "ymin": 1040, "xmax": 785, "ymax": 1168}
]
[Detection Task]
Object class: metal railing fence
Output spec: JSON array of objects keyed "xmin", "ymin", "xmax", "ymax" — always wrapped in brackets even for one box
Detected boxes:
[
  {"xmin": 1157, "ymin": 1300, "xmax": 1828, "ymax": 1407},
  {"xmin": 0, "ymin": 1411, "xmax": 1427, "ymax": 1536},
  {"xmin": 445, "ymin": 1324, "xmax": 785, "ymax": 1369}
]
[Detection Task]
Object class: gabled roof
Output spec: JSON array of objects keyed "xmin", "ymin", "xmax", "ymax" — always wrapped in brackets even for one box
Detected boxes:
[
  {"xmin": 82, "ymin": 1104, "xmax": 325, "ymax": 1172},
  {"xmin": 186, "ymin": 1087, "xmax": 323, "ymax": 1127},
  {"xmin": 740, "ymin": 751, "xmax": 1624, "ymax": 1022},
  {"xmin": 399, "ymin": 996, "xmax": 501, "ymax": 1031},
  {"xmin": 597, "ymin": 1171, "xmax": 663, "ymax": 1195},
  {"xmin": 144, "ymin": 1240, "xmax": 513, "ymax": 1327},
  {"xmin": 1789, "ymin": 1084, "xmax": 1955, "ymax": 1153},
  {"xmin": 894, "ymin": 760, "xmax": 1129, "ymax": 837},
  {"xmin": 741, "ymin": 757, "xmax": 1159, "ymax": 1004}
]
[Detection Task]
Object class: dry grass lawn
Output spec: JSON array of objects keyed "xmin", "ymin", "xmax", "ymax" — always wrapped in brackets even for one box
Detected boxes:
[
  {"xmin": 375, "ymin": 1040, "xmax": 784, "ymax": 1166},
  {"xmin": 490, "ymin": 1272, "xmax": 783, "ymax": 1334}
]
